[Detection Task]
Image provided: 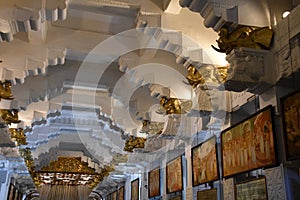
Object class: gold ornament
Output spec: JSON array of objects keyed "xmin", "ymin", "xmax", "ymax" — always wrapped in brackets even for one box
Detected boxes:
[
  {"xmin": 124, "ymin": 135, "xmax": 147, "ymax": 152},
  {"xmin": 0, "ymin": 109, "xmax": 21, "ymax": 125},
  {"xmin": 159, "ymin": 96, "xmax": 192, "ymax": 115},
  {"xmin": 0, "ymin": 81, "xmax": 14, "ymax": 100},
  {"xmin": 9, "ymin": 128, "xmax": 27, "ymax": 146},
  {"xmin": 212, "ymin": 26, "xmax": 273, "ymax": 54}
]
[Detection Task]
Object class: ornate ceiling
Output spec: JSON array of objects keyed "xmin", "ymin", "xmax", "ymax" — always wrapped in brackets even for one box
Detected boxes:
[{"xmin": 1, "ymin": 0, "xmax": 298, "ymax": 198}]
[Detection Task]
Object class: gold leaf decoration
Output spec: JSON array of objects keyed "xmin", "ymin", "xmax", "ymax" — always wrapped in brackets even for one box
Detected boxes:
[
  {"xmin": 0, "ymin": 109, "xmax": 21, "ymax": 125},
  {"xmin": 9, "ymin": 128, "xmax": 27, "ymax": 146},
  {"xmin": 124, "ymin": 135, "xmax": 147, "ymax": 152},
  {"xmin": 0, "ymin": 80, "xmax": 14, "ymax": 101},
  {"xmin": 211, "ymin": 25, "xmax": 273, "ymax": 54},
  {"xmin": 41, "ymin": 157, "xmax": 95, "ymax": 174},
  {"xmin": 159, "ymin": 96, "xmax": 192, "ymax": 115}
]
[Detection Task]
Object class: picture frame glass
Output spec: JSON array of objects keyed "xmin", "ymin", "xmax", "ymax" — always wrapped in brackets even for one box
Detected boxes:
[
  {"xmin": 221, "ymin": 106, "xmax": 277, "ymax": 177},
  {"xmin": 281, "ymin": 90, "xmax": 300, "ymax": 160},
  {"xmin": 148, "ymin": 168, "xmax": 160, "ymax": 198},
  {"xmin": 236, "ymin": 177, "xmax": 268, "ymax": 200},
  {"xmin": 192, "ymin": 136, "xmax": 218, "ymax": 185},
  {"xmin": 111, "ymin": 191, "xmax": 117, "ymax": 200},
  {"xmin": 197, "ymin": 188, "xmax": 217, "ymax": 200},
  {"xmin": 131, "ymin": 179, "xmax": 139, "ymax": 200},
  {"xmin": 166, "ymin": 156, "xmax": 183, "ymax": 193},
  {"xmin": 118, "ymin": 187, "xmax": 124, "ymax": 200}
]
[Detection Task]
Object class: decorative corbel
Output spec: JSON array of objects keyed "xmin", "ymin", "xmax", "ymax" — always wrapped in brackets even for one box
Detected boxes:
[
  {"xmin": 159, "ymin": 96, "xmax": 192, "ymax": 115},
  {"xmin": 212, "ymin": 25, "xmax": 273, "ymax": 54},
  {"xmin": 0, "ymin": 81, "xmax": 14, "ymax": 100},
  {"xmin": 123, "ymin": 135, "xmax": 147, "ymax": 152},
  {"xmin": 9, "ymin": 128, "xmax": 27, "ymax": 146},
  {"xmin": 0, "ymin": 109, "xmax": 21, "ymax": 125}
]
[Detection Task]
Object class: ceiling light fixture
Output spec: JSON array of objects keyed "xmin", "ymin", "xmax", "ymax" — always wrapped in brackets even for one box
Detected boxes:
[{"xmin": 282, "ymin": 11, "xmax": 290, "ymax": 18}]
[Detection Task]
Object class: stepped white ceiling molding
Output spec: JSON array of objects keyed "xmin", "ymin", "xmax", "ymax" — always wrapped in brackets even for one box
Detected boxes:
[
  {"xmin": 24, "ymin": 107, "xmax": 124, "ymax": 151},
  {"xmin": 34, "ymin": 149, "xmax": 102, "ymax": 172},
  {"xmin": 0, "ymin": 147, "xmax": 36, "ymax": 192},
  {"xmin": 0, "ymin": 0, "xmax": 138, "ymax": 83},
  {"xmin": 0, "ymin": 0, "xmax": 69, "ymax": 42},
  {"xmin": 179, "ymin": 0, "xmax": 271, "ymax": 31}
]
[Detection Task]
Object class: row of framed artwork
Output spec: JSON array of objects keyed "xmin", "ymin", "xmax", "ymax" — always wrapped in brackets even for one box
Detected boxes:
[
  {"xmin": 7, "ymin": 184, "xmax": 23, "ymax": 200},
  {"xmin": 109, "ymin": 87, "xmax": 300, "ymax": 199},
  {"xmin": 149, "ymin": 105, "xmax": 278, "ymax": 197},
  {"xmin": 106, "ymin": 179, "xmax": 139, "ymax": 200},
  {"xmin": 195, "ymin": 176, "xmax": 267, "ymax": 200}
]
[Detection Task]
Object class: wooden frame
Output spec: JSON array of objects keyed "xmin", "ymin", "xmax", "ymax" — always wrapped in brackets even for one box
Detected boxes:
[
  {"xmin": 148, "ymin": 167, "xmax": 160, "ymax": 198},
  {"xmin": 235, "ymin": 177, "xmax": 268, "ymax": 200},
  {"xmin": 221, "ymin": 105, "xmax": 277, "ymax": 177},
  {"xmin": 166, "ymin": 156, "xmax": 183, "ymax": 194},
  {"xmin": 192, "ymin": 136, "xmax": 219, "ymax": 186},
  {"xmin": 281, "ymin": 90, "xmax": 300, "ymax": 160},
  {"xmin": 131, "ymin": 178, "xmax": 139, "ymax": 200},
  {"xmin": 118, "ymin": 186, "xmax": 125, "ymax": 200},
  {"xmin": 197, "ymin": 188, "xmax": 217, "ymax": 200}
]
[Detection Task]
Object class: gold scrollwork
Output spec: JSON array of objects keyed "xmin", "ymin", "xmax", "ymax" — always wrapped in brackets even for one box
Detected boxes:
[
  {"xmin": 212, "ymin": 26, "xmax": 273, "ymax": 54},
  {"xmin": 19, "ymin": 148, "xmax": 34, "ymax": 172},
  {"xmin": 0, "ymin": 81, "xmax": 14, "ymax": 101},
  {"xmin": 0, "ymin": 109, "xmax": 21, "ymax": 125},
  {"xmin": 89, "ymin": 165, "xmax": 114, "ymax": 188},
  {"xmin": 124, "ymin": 135, "xmax": 147, "ymax": 152},
  {"xmin": 37, "ymin": 157, "xmax": 114, "ymax": 188},
  {"xmin": 185, "ymin": 65, "xmax": 205, "ymax": 88},
  {"xmin": 9, "ymin": 128, "xmax": 27, "ymax": 146},
  {"xmin": 214, "ymin": 66, "xmax": 228, "ymax": 83},
  {"xmin": 159, "ymin": 96, "xmax": 192, "ymax": 115},
  {"xmin": 41, "ymin": 157, "xmax": 95, "ymax": 174}
]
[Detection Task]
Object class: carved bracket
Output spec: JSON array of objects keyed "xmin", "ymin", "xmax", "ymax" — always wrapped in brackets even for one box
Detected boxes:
[{"xmin": 225, "ymin": 47, "xmax": 276, "ymax": 93}]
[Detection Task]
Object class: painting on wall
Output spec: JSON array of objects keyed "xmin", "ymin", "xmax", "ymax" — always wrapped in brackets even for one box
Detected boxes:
[
  {"xmin": 192, "ymin": 136, "xmax": 219, "ymax": 186},
  {"xmin": 281, "ymin": 90, "xmax": 300, "ymax": 160},
  {"xmin": 148, "ymin": 167, "xmax": 160, "ymax": 198},
  {"xmin": 166, "ymin": 156, "xmax": 183, "ymax": 194},
  {"xmin": 197, "ymin": 188, "xmax": 217, "ymax": 200},
  {"xmin": 131, "ymin": 178, "xmax": 139, "ymax": 200},
  {"xmin": 111, "ymin": 191, "xmax": 117, "ymax": 200},
  {"xmin": 236, "ymin": 177, "xmax": 268, "ymax": 200},
  {"xmin": 221, "ymin": 105, "xmax": 277, "ymax": 177},
  {"xmin": 169, "ymin": 195, "xmax": 182, "ymax": 200},
  {"xmin": 118, "ymin": 186, "xmax": 124, "ymax": 200},
  {"xmin": 8, "ymin": 184, "xmax": 15, "ymax": 200}
]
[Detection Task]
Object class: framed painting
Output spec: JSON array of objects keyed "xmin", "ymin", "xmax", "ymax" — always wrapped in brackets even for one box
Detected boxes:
[
  {"xmin": 7, "ymin": 184, "xmax": 15, "ymax": 200},
  {"xmin": 106, "ymin": 193, "xmax": 111, "ymax": 200},
  {"xmin": 166, "ymin": 156, "xmax": 183, "ymax": 194},
  {"xmin": 236, "ymin": 177, "xmax": 268, "ymax": 200},
  {"xmin": 169, "ymin": 195, "xmax": 182, "ymax": 200},
  {"xmin": 281, "ymin": 90, "xmax": 300, "ymax": 160},
  {"xmin": 111, "ymin": 191, "xmax": 117, "ymax": 200},
  {"xmin": 221, "ymin": 105, "xmax": 277, "ymax": 177},
  {"xmin": 118, "ymin": 186, "xmax": 124, "ymax": 200},
  {"xmin": 197, "ymin": 188, "xmax": 217, "ymax": 200},
  {"xmin": 131, "ymin": 178, "xmax": 139, "ymax": 200},
  {"xmin": 192, "ymin": 136, "xmax": 219, "ymax": 186},
  {"xmin": 148, "ymin": 167, "xmax": 160, "ymax": 198}
]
